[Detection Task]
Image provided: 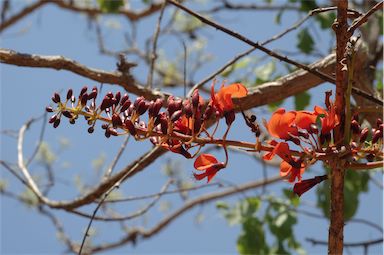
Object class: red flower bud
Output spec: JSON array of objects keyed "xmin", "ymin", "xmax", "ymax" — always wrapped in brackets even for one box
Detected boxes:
[
  {"xmin": 120, "ymin": 100, "xmax": 131, "ymax": 113},
  {"xmin": 88, "ymin": 90, "xmax": 97, "ymax": 100},
  {"xmin": 171, "ymin": 110, "xmax": 183, "ymax": 122},
  {"xmin": 293, "ymin": 175, "xmax": 327, "ymax": 197},
  {"xmin": 192, "ymin": 89, "xmax": 200, "ymax": 109},
  {"xmin": 124, "ymin": 119, "xmax": 136, "ymax": 135},
  {"xmin": 80, "ymin": 86, "xmax": 88, "ymax": 96},
  {"xmin": 224, "ymin": 110, "xmax": 235, "ymax": 126},
  {"xmin": 52, "ymin": 93, "xmax": 61, "ymax": 103},
  {"xmin": 350, "ymin": 120, "xmax": 360, "ymax": 134},
  {"xmin": 115, "ymin": 91, "xmax": 121, "ymax": 105},
  {"xmin": 183, "ymin": 100, "xmax": 193, "ymax": 118},
  {"xmin": 160, "ymin": 117, "xmax": 168, "ymax": 135},
  {"xmin": 49, "ymin": 115, "xmax": 57, "ymax": 123},
  {"xmin": 372, "ymin": 129, "xmax": 382, "ymax": 144},
  {"xmin": 377, "ymin": 118, "xmax": 383, "ymax": 128},
  {"xmin": 120, "ymin": 93, "xmax": 129, "ymax": 106},
  {"xmin": 53, "ymin": 118, "xmax": 61, "ymax": 128},
  {"xmin": 112, "ymin": 113, "xmax": 123, "ymax": 128},
  {"xmin": 309, "ymin": 124, "xmax": 318, "ymax": 135},
  {"xmin": 359, "ymin": 128, "xmax": 369, "ymax": 143},
  {"xmin": 62, "ymin": 110, "xmax": 73, "ymax": 119},
  {"xmin": 66, "ymin": 89, "xmax": 73, "ymax": 100}
]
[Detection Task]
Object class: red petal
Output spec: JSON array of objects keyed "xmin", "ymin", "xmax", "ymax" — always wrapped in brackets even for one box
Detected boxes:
[
  {"xmin": 293, "ymin": 175, "xmax": 327, "ymax": 197},
  {"xmin": 194, "ymin": 154, "xmax": 219, "ymax": 170}
]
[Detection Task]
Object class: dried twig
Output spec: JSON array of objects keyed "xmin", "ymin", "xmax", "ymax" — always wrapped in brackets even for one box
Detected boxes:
[
  {"xmin": 348, "ymin": 1, "xmax": 383, "ymax": 36},
  {"xmin": 88, "ymin": 176, "xmax": 282, "ymax": 253},
  {"xmin": 147, "ymin": 1, "xmax": 167, "ymax": 89},
  {"xmin": 0, "ymin": 0, "xmax": 48, "ymax": 32},
  {"xmin": 0, "ymin": 48, "xmax": 169, "ymax": 100}
]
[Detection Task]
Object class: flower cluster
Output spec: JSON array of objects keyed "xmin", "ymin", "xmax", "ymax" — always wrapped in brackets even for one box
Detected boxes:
[
  {"xmin": 263, "ymin": 101, "xmax": 339, "ymax": 184},
  {"xmin": 46, "ymin": 86, "xmax": 382, "ymax": 196},
  {"xmin": 47, "ymin": 82, "xmax": 248, "ymax": 183}
]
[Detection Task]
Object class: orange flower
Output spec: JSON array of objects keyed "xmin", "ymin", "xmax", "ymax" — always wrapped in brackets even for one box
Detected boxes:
[
  {"xmin": 280, "ymin": 160, "xmax": 306, "ymax": 183},
  {"xmin": 174, "ymin": 115, "xmax": 193, "ymax": 135},
  {"xmin": 193, "ymin": 154, "xmax": 225, "ymax": 183},
  {"xmin": 314, "ymin": 105, "xmax": 339, "ymax": 134},
  {"xmin": 263, "ymin": 141, "xmax": 292, "ymax": 163},
  {"xmin": 266, "ymin": 108, "xmax": 298, "ymax": 140},
  {"xmin": 294, "ymin": 110, "xmax": 317, "ymax": 131},
  {"xmin": 159, "ymin": 139, "xmax": 191, "ymax": 158},
  {"xmin": 293, "ymin": 175, "xmax": 327, "ymax": 196},
  {"xmin": 211, "ymin": 83, "xmax": 248, "ymax": 113}
]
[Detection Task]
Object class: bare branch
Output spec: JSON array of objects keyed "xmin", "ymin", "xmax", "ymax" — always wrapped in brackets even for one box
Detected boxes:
[
  {"xmin": 306, "ymin": 237, "xmax": 383, "ymax": 248},
  {"xmin": 147, "ymin": 1, "xmax": 167, "ymax": 89},
  {"xmin": 0, "ymin": 0, "xmax": 48, "ymax": 33},
  {"xmin": 50, "ymin": 0, "xmax": 164, "ymax": 21},
  {"xmin": 348, "ymin": 1, "xmax": 383, "ymax": 36},
  {"xmin": 167, "ymin": 0, "xmax": 336, "ymax": 84},
  {"xmin": 0, "ymin": 48, "xmax": 169, "ymax": 100},
  {"xmin": 89, "ymin": 176, "xmax": 282, "ymax": 253}
]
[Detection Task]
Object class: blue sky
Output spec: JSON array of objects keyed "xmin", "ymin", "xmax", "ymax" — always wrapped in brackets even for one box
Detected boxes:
[{"xmin": 1, "ymin": 1, "xmax": 383, "ymax": 254}]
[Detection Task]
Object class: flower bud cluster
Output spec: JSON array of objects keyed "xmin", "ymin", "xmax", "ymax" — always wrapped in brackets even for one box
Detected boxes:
[
  {"xmin": 46, "ymin": 86, "xmax": 239, "ymax": 159},
  {"xmin": 349, "ymin": 115, "xmax": 383, "ymax": 162}
]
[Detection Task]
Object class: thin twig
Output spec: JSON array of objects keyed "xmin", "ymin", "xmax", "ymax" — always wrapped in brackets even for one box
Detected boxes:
[
  {"xmin": 88, "ymin": 176, "xmax": 282, "ymax": 253},
  {"xmin": 170, "ymin": 0, "xmax": 383, "ymax": 105},
  {"xmin": 147, "ymin": 0, "xmax": 167, "ymax": 89},
  {"xmin": 0, "ymin": 49, "xmax": 169, "ymax": 101},
  {"xmin": 102, "ymin": 182, "xmax": 221, "ymax": 203},
  {"xmin": 348, "ymin": 1, "xmax": 383, "ymax": 36},
  {"xmin": 26, "ymin": 112, "xmax": 47, "ymax": 167},
  {"xmin": 306, "ymin": 237, "xmax": 383, "ymax": 247},
  {"xmin": 103, "ymin": 135, "xmax": 130, "ymax": 179},
  {"xmin": 0, "ymin": 0, "xmax": 48, "ymax": 33},
  {"xmin": 167, "ymin": 0, "xmax": 336, "ymax": 84},
  {"xmin": 70, "ymin": 180, "xmax": 173, "ymax": 222}
]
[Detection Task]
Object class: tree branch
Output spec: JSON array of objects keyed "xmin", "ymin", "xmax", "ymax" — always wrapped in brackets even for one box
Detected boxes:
[
  {"xmin": 328, "ymin": 1, "xmax": 349, "ymax": 254},
  {"xmin": 348, "ymin": 1, "xmax": 383, "ymax": 36},
  {"xmin": 88, "ymin": 176, "xmax": 282, "ymax": 253},
  {"xmin": 0, "ymin": 0, "xmax": 48, "ymax": 33},
  {"xmin": 0, "ymin": 48, "xmax": 169, "ymax": 100}
]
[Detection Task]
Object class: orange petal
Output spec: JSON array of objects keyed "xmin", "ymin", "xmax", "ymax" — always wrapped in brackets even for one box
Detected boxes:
[
  {"xmin": 194, "ymin": 154, "xmax": 218, "ymax": 170},
  {"xmin": 221, "ymin": 83, "xmax": 248, "ymax": 98},
  {"xmin": 295, "ymin": 111, "xmax": 317, "ymax": 130},
  {"xmin": 274, "ymin": 142, "xmax": 292, "ymax": 162},
  {"xmin": 267, "ymin": 108, "xmax": 296, "ymax": 139},
  {"xmin": 280, "ymin": 161, "xmax": 292, "ymax": 177}
]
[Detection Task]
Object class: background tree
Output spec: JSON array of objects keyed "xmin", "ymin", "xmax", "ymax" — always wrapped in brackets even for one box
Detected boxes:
[{"xmin": 1, "ymin": 0, "xmax": 382, "ymax": 254}]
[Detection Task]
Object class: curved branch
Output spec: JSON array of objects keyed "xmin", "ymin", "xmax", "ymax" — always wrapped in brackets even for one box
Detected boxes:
[
  {"xmin": 0, "ymin": 0, "xmax": 165, "ymax": 33},
  {"xmin": 0, "ymin": 0, "xmax": 48, "ymax": 33},
  {"xmin": 89, "ymin": 176, "xmax": 282, "ymax": 253},
  {"xmin": 0, "ymin": 48, "xmax": 168, "ymax": 100},
  {"xmin": 50, "ymin": 0, "xmax": 164, "ymax": 21}
]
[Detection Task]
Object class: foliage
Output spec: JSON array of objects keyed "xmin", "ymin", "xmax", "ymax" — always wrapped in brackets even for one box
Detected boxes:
[{"xmin": 217, "ymin": 191, "xmax": 306, "ymax": 255}]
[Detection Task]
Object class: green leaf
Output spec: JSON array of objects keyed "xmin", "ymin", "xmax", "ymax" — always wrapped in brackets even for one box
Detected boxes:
[
  {"xmin": 275, "ymin": 9, "xmax": 283, "ymax": 24},
  {"xmin": 294, "ymin": 91, "xmax": 311, "ymax": 110},
  {"xmin": 299, "ymin": 0, "xmax": 318, "ymax": 12},
  {"xmin": 255, "ymin": 61, "xmax": 276, "ymax": 82},
  {"xmin": 315, "ymin": 12, "xmax": 336, "ymax": 29},
  {"xmin": 221, "ymin": 57, "xmax": 251, "ymax": 78},
  {"xmin": 237, "ymin": 217, "xmax": 269, "ymax": 255},
  {"xmin": 268, "ymin": 99, "xmax": 284, "ymax": 111},
  {"xmin": 316, "ymin": 169, "xmax": 370, "ymax": 221},
  {"xmin": 297, "ymin": 28, "xmax": 314, "ymax": 54},
  {"xmin": 97, "ymin": 0, "xmax": 124, "ymax": 13},
  {"xmin": 283, "ymin": 188, "xmax": 300, "ymax": 207},
  {"xmin": 216, "ymin": 201, "xmax": 229, "ymax": 210}
]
